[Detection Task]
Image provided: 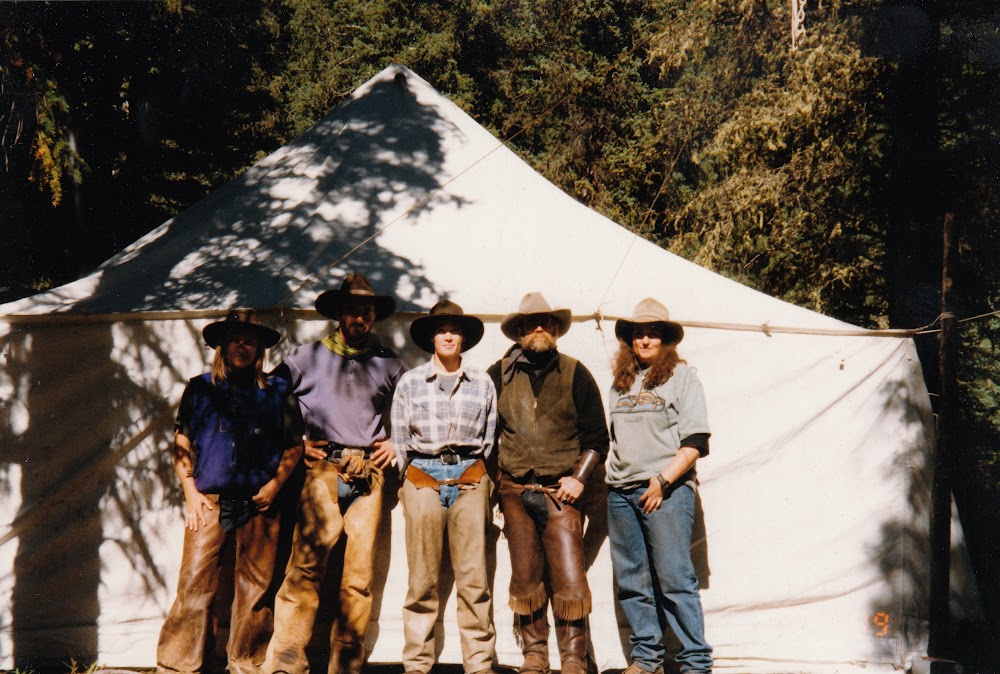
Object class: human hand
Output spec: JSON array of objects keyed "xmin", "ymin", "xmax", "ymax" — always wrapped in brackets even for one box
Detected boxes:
[
  {"xmin": 638, "ymin": 477, "xmax": 663, "ymax": 514},
  {"xmin": 184, "ymin": 491, "xmax": 214, "ymax": 531},
  {"xmin": 371, "ymin": 439, "xmax": 396, "ymax": 469},
  {"xmin": 555, "ymin": 476, "xmax": 584, "ymax": 505},
  {"xmin": 340, "ymin": 454, "xmax": 368, "ymax": 477},
  {"xmin": 303, "ymin": 438, "xmax": 329, "ymax": 466},
  {"xmin": 252, "ymin": 479, "xmax": 280, "ymax": 513}
]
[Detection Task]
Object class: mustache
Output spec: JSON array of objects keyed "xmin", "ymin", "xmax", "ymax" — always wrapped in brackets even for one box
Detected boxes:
[{"xmin": 521, "ymin": 332, "xmax": 557, "ymax": 352}]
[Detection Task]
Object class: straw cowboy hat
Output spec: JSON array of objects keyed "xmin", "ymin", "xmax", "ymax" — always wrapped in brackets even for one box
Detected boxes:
[
  {"xmin": 314, "ymin": 272, "xmax": 397, "ymax": 321},
  {"xmin": 202, "ymin": 309, "xmax": 281, "ymax": 350},
  {"xmin": 500, "ymin": 292, "xmax": 572, "ymax": 341},
  {"xmin": 614, "ymin": 298, "xmax": 684, "ymax": 345},
  {"xmin": 409, "ymin": 300, "xmax": 485, "ymax": 354}
]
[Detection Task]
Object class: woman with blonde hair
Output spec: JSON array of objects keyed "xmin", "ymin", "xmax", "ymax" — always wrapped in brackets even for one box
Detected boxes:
[
  {"xmin": 605, "ymin": 298, "xmax": 713, "ymax": 674},
  {"xmin": 157, "ymin": 310, "xmax": 303, "ymax": 674}
]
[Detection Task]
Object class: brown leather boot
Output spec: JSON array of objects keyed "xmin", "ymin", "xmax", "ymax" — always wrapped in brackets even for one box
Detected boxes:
[
  {"xmin": 516, "ymin": 608, "xmax": 550, "ymax": 674},
  {"xmin": 554, "ymin": 618, "xmax": 588, "ymax": 674}
]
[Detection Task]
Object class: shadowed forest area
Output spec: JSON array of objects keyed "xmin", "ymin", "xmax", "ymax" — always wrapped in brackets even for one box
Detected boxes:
[{"xmin": 3, "ymin": 0, "xmax": 1000, "ymax": 668}]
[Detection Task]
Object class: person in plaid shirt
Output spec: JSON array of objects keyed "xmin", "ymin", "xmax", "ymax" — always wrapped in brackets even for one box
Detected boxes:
[{"xmin": 391, "ymin": 300, "xmax": 498, "ymax": 674}]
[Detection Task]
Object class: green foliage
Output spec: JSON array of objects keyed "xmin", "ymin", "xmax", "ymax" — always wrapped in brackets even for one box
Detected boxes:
[
  {"xmin": 1, "ymin": 1, "xmax": 280, "ymax": 300},
  {"xmin": 256, "ymin": 0, "xmax": 504, "ymax": 140},
  {"xmin": 649, "ymin": 0, "xmax": 891, "ymax": 326},
  {"xmin": 960, "ymin": 317, "xmax": 1000, "ymax": 481},
  {"xmin": 2, "ymin": 19, "xmax": 85, "ymax": 207}
]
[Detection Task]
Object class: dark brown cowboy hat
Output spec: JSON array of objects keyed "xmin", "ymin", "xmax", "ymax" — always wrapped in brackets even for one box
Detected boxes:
[
  {"xmin": 614, "ymin": 297, "xmax": 684, "ymax": 345},
  {"xmin": 314, "ymin": 272, "xmax": 396, "ymax": 321},
  {"xmin": 203, "ymin": 309, "xmax": 281, "ymax": 350},
  {"xmin": 409, "ymin": 300, "xmax": 485, "ymax": 354},
  {"xmin": 500, "ymin": 292, "xmax": 572, "ymax": 341}
]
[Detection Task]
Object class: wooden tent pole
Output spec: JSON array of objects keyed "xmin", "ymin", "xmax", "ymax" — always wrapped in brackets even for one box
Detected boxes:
[{"xmin": 929, "ymin": 211, "xmax": 957, "ymax": 655}]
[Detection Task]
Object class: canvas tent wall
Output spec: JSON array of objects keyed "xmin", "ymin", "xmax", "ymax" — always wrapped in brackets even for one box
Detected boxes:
[{"xmin": 0, "ymin": 65, "xmax": 974, "ymax": 673}]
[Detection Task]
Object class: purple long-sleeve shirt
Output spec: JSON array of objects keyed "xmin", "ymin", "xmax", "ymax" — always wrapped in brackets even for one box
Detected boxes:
[{"xmin": 274, "ymin": 340, "xmax": 405, "ymax": 447}]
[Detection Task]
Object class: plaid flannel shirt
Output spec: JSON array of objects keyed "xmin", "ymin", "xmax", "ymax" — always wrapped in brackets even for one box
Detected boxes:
[{"xmin": 391, "ymin": 359, "xmax": 497, "ymax": 469}]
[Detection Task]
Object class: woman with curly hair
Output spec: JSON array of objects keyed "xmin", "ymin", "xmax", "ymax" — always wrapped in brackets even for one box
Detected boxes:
[{"xmin": 606, "ymin": 298, "xmax": 713, "ymax": 674}]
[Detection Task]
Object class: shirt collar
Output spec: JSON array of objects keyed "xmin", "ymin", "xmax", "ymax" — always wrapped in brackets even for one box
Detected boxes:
[{"xmin": 423, "ymin": 358, "xmax": 468, "ymax": 382}]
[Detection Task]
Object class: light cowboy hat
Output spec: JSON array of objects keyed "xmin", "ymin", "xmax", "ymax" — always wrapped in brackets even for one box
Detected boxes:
[
  {"xmin": 314, "ymin": 272, "xmax": 397, "ymax": 321},
  {"xmin": 500, "ymin": 292, "xmax": 573, "ymax": 341},
  {"xmin": 409, "ymin": 300, "xmax": 485, "ymax": 354},
  {"xmin": 614, "ymin": 298, "xmax": 684, "ymax": 345},
  {"xmin": 202, "ymin": 309, "xmax": 281, "ymax": 350}
]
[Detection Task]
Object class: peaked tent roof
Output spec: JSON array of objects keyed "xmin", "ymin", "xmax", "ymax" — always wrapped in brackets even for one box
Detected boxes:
[{"xmin": 2, "ymin": 65, "xmax": 887, "ymax": 335}]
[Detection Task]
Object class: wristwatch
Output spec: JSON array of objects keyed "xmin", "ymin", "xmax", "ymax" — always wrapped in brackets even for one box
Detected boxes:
[{"xmin": 656, "ymin": 474, "xmax": 671, "ymax": 496}]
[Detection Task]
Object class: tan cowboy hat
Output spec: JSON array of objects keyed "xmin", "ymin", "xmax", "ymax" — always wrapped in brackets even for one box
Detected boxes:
[
  {"xmin": 614, "ymin": 298, "xmax": 684, "ymax": 345},
  {"xmin": 203, "ymin": 309, "xmax": 281, "ymax": 350},
  {"xmin": 500, "ymin": 292, "xmax": 572, "ymax": 341},
  {"xmin": 409, "ymin": 300, "xmax": 485, "ymax": 354},
  {"xmin": 314, "ymin": 272, "xmax": 397, "ymax": 321}
]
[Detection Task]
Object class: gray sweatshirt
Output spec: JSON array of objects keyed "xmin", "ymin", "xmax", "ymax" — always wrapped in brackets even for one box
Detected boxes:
[{"xmin": 605, "ymin": 362, "xmax": 710, "ymax": 489}]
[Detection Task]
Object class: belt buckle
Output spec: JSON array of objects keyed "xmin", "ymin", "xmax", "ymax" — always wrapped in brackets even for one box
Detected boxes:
[
  {"xmin": 440, "ymin": 453, "xmax": 459, "ymax": 465},
  {"xmin": 342, "ymin": 448, "xmax": 366, "ymax": 458}
]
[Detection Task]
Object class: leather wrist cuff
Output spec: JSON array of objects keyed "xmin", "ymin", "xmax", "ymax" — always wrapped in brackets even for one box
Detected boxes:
[
  {"xmin": 656, "ymin": 474, "xmax": 671, "ymax": 496},
  {"xmin": 570, "ymin": 450, "xmax": 601, "ymax": 484}
]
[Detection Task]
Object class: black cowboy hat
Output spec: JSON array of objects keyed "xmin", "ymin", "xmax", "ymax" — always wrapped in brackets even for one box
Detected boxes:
[
  {"xmin": 314, "ymin": 272, "xmax": 397, "ymax": 321},
  {"xmin": 409, "ymin": 300, "xmax": 485, "ymax": 354},
  {"xmin": 203, "ymin": 309, "xmax": 281, "ymax": 350}
]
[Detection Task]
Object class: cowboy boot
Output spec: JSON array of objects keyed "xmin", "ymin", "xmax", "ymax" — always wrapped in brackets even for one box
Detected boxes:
[
  {"xmin": 516, "ymin": 608, "xmax": 551, "ymax": 674},
  {"xmin": 554, "ymin": 618, "xmax": 588, "ymax": 674}
]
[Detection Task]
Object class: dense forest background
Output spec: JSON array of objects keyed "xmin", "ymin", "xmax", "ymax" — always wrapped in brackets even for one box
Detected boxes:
[{"xmin": 3, "ymin": 0, "xmax": 999, "ymax": 666}]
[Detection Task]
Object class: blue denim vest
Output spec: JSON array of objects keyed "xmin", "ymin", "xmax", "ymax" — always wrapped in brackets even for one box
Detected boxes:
[{"xmin": 184, "ymin": 374, "xmax": 289, "ymax": 495}]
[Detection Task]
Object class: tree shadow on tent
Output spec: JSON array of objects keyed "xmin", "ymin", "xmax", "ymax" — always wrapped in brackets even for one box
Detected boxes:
[
  {"xmin": 866, "ymin": 373, "xmax": 986, "ymax": 670},
  {"xmin": 1, "ymin": 320, "xmax": 181, "ymax": 670},
  {"xmin": 55, "ymin": 71, "xmax": 464, "ymax": 317}
]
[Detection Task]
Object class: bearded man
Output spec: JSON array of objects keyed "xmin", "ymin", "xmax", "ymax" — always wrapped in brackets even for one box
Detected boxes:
[
  {"xmin": 487, "ymin": 292, "xmax": 609, "ymax": 674},
  {"xmin": 265, "ymin": 273, "xmax": 404, "ymax": 674}
]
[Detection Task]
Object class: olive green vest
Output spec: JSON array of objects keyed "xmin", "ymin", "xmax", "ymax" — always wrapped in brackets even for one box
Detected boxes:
[{"xmin": 498, "ymin": 353, "xmax": 582, "ymax": 478}]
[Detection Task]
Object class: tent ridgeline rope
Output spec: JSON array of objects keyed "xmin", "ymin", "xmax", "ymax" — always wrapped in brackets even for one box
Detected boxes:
[
  {"xmin": 1, "ymin": 308, "xmax": 923, "ymax": 338},
  {"xmin": 958, "ymin": 308, "xmax": 1000, "ymax": 325}
]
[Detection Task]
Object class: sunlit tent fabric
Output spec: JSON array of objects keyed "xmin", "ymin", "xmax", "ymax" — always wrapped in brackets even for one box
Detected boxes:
[{"xmin": 0, "ymin": 64, "xmax": 977, "ymax": 673}]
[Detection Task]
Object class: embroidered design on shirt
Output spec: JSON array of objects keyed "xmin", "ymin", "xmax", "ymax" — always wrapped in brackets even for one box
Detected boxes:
[{"xmin": 613, "ymin": 391, "xmax": 665, "ymax": 413}]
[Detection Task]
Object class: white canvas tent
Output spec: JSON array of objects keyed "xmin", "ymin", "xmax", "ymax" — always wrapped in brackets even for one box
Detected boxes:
[{"xmin": 0, "ymin": 64, "xmax": 977, "ymax": 673}]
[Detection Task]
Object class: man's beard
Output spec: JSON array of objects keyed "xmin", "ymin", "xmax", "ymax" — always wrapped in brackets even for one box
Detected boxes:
[
  {"xmin": 521, "ymin": 332, "xmax": 557, "ymax": 353},
  {"xmin": 342, "ymin": 322, "xmax": 371, "ymax": 346}
]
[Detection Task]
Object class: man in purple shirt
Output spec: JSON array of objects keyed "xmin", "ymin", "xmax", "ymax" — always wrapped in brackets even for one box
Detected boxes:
[{"xmin": 265, "ymin": 273, "xmax": 405, "ymax": 674}]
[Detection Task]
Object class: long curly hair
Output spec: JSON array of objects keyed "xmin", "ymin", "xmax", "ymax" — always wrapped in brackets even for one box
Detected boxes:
[{"xmin": 611, "ymin": 341, "xmax": 683, "ymax": 394}]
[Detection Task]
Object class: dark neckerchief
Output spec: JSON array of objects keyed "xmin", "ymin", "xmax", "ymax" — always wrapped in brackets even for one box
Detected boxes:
[{"xmin": 502, "ymin": 347, "xmax": 558, "ymax": 385}]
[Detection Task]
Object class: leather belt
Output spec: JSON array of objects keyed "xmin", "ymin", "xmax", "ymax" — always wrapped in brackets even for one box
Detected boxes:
[
  {"xmin": 405, "ymin": 459, "xmax": 487, "ymax": 491},
  {"xmin": 322, "ymin": 441, "xmax": 374, "ymax": 463},
  {"xmin": 408, "ymin": 446, "xmax": 480, "ymax": 465}
]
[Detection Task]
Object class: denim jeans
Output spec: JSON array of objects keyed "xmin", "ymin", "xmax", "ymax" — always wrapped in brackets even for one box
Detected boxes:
[
  {"xmin": 409, "ymin": 456, "xmax": 478, "ymax": 508},
  {"xmin": 607, "ymin": 484, "xmax": 713, "ymax": 673}
]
